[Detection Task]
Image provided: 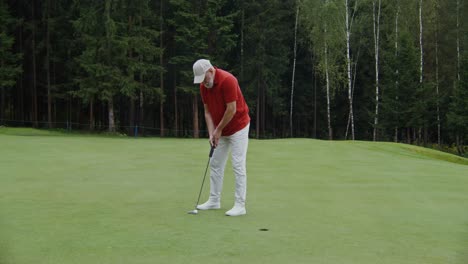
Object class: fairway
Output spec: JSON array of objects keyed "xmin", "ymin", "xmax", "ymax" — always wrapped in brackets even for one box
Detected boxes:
[{"xmin": 1, "ymin": 129, "xmax": 468, "ymax": 264}]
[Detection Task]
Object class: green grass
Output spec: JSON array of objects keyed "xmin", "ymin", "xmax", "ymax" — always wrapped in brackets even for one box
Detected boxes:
[{"xmin": 1, "ymin": 128, "xmax": 468, "ymax": 264}]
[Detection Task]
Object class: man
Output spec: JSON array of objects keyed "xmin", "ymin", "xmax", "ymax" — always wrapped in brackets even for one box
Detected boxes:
[{"xmin": 193, "ymin": 59, "xmax": 250, "ymax": 216}]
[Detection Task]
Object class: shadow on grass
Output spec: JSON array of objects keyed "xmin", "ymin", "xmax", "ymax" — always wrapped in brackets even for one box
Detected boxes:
[{"xmin": 400, "ymin": 144, "xmax": 468, "ymax": 166}]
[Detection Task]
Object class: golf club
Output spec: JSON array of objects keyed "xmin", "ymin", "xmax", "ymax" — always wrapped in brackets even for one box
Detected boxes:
[{"xmin": 188, "ymin": 145, "xmax": 215, "ymax": 215}]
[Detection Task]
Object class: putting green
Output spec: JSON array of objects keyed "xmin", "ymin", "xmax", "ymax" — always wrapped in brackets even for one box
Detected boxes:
[{"xmin": 1, "ymin": 128, "xmax": 467, "ymax": 264}]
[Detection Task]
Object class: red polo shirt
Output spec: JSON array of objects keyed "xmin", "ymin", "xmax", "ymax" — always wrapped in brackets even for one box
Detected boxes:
[{"xmin": 200, "ymin": 68, "xmax": 250, "ymax": 136}]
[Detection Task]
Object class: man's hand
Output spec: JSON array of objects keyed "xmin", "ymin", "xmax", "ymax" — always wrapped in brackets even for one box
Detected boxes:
[
  {"xmin": 205, "ymin": 101, "xmax": 235, "ymax": 148},
  {"xmin": 210, "ymin": 128, "xmax": 222, "ymax": 147}
]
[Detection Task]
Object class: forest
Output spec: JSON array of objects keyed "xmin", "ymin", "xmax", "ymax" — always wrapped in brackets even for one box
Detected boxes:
[{"xmin": 0, "ymin": 0, "xmax": 467, "ymax": 155}]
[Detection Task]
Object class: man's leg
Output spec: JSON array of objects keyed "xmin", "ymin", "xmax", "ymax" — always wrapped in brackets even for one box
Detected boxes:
[
  {"xmin": 197, "ymin": 138, "xmax": 229, "ymax": 210},
  {"xmin": 226, "ymin": 124, "xmax": 249, "ymax": 216}
]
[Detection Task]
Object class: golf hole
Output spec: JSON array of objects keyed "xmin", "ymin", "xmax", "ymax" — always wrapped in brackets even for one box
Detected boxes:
[{"xmin": 259, "ymin": 228, "xmax": 269, "ymax": 231}]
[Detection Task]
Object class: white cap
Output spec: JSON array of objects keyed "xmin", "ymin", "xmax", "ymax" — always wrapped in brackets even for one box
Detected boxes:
[{"xmin": 193, "ymin": 59, "xmax": 213, "ymax": 84}]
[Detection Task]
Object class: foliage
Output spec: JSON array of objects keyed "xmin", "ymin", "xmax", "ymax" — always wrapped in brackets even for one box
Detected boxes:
[
  {"xmin": 0, "ymin": 0, "xmax": 22, "ymax": 89},
  {"xmin": 447, "ymin": 55, "xmax": 468, "ymax": 139},
  {"xmin": 0, "ymin": 0, "xmax": 466, "ymax": 150}
]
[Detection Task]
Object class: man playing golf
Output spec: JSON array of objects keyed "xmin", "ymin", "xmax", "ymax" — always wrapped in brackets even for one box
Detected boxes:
[{"xmin": 193, "ymin": 59, "xmax": 250, "ymax": 216}]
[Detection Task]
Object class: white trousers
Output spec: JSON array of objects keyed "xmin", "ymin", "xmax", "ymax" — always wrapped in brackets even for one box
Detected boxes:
[{"xmin": 209, "ymin": 124, "xmax": 249, "ymax": 206}]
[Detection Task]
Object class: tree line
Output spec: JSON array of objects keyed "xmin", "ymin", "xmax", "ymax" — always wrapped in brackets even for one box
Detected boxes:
[{"xmin": 0, "ymin": 0, "xmax": 467, "ymax": 155}]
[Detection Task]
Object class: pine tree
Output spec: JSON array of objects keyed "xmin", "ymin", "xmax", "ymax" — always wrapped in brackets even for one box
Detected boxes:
[
  {"xmin": 73, "ymin": 0, "xmax": 130, "ymax": 132},
  {"xmin": 168, "ymin": 0, "xmax": 237, "ymax": 137},
  {"xmin": 0, "ymin": 0, "xmax": 22, "ymax": 125},
  {"xmin": 398, "ymin": 32, "xmax": 420, "ymax": 142},
  {"xmin": 447, "ymin": 55, "xmax": 468, "ymax": 156},
  {"xmin": 242, "ymin": 0, "xmax": 294, "ymax": 138},
  {"xmin": 116, "ymin": 0, "xmax": 163, "ymax": 135}
]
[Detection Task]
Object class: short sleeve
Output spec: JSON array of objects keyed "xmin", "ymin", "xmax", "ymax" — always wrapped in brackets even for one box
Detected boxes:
[{"xmin": 222, "ymin": 76, "xmax": 238, "ymax": 104}]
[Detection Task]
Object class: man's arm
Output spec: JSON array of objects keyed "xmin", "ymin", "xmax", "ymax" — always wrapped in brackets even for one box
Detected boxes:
[
  {"xmin": 204, "ymin": 104, "xmax": 216, "ymax": 145},
  {"xmin": 211, "ymin": 101, "xmax": 236, "ymax": 147}
]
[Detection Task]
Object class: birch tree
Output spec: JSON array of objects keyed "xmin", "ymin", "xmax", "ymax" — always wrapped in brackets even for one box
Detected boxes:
[
  {"xmin": 456, "ymin": 0, "xmax": 460, "ymax": 82},
  {"xmin": 419, "ymin": 0, "xmax": 423, "ymax": 86},
  {"xmin": 434, "ymin": 0, "xmax": 441, "ymax": 146},
  {"xmin": 416, "ymin": 0, "xmax": 424, "ymax": 142},
  {"xmin": 290, "ymin": 1, "xmax": 299, "ymax": 137},
  {"xmin": 324, "ymin": 25, "xmax": 332, "ymax": 140},
  {"xmin": 381, "ymin": 2, "xmax": 419, "ymax": 145},
  {"xmin": 435, "ymin": 17, "xmax": 440, "ymax": 146},
  {"xmin": 301, "ymin": 0, "xmax": 341, "ymax": 140},
  {"xmin": 104, "ymin": 0, "xmax": 115, "ymax": 132},
  {"xmin": 394, "ymin": 0, "xmax": 400, "ymax": 142},
  {"xmin": 345, "ymin": 0, "xmax": 357, "ymax": 140},
  {"xmin": 372, "ymin": 0, "xmax": 381, "ymax": 141}
]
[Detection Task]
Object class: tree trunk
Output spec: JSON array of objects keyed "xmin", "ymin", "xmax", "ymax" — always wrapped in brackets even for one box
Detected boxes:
[
  {"xmin": 406, "ymin": 128, "xmax": 410, "ymax": 144},
  {"xmin": 160, "ymin": 94, "xmax": 164, "ymax": 137},
  {"xmin": 289, "ymin": 2, "xmax": 299, "ymax": 137},
  {"xmin": 89, "ymin": 97, "xmax": 95, "ymax": 131},
  {"xmin": 372, "ymin": 0, "xmax": 381, "ymax": 141},
  {"xmin": 313, "ymin": 61, "xmax": 317, "ymax": 139},
  {"xmin": 18, "ymin": 22, "xmax": 24, "ymax": 125},
  {"xmin": 76, "ymin": 99, "xmax": 81, "ymax": 130},
  {"xmin": 108, "ymin": 98, "xmax": 115, "ymax": 132},
  {"xmin": 456, "ymin": 0, "xmax": 460, "ymax": 82},
  {"xmin": 419, "ymin": 0, "xmax": 423, "ymax": 85},
  {"xmin": 140, "ymin": 89, "xmax": 144, "ymax": 135},
  {"xmin": 345, "ymin": 0, "xmax": 355, "ymax": 140},
  {"xmin": 456, "ymin": 134, "xmax": 462, "ymax": 155},
  {"xmin": 394, "ymin": 2, "xmax": 400, "ymax": 143},
  {"xmin": 240, "ymin": 1, "xmax": 244, "ymax": 85},
  {"xmin": 0, "ymin": 60, "xmax": 4, "ymax": 125},
  {"xmin": 418, "ymin": 127, "xmax": 422, "ymax": 145},
  {"xmin": 68, "ymin": 96, "xmax": 72, "ymax": 131},
  {"xmin": 104, "ymin": 0, "xmax": 115, "ymax": 133},
  {"xmin": 424, "ymin": 127, "xmax": 428, "ymax": 146},
  {"xmin": 128, "ymin": 14, "xmax": 135, "ymax": 136},
  {"xmin": 159, "ymin": 0, "xmax": 165, "ymax": 137},
  {"xmin": 394, "ymin": 127, "xmax": 398, "ymax": 143},
  {"xmin": 413, "ymin": 128, "xmax": 417, "ymax": 144},
  {"xmin": 174, "ymin": 73, "xmax": 178, "ymax": 137},
  {"xmin": 193, "ymin": 93, "xmax": 199, "ymax": 138},
  {"xmin": 67, "ymin": 48, "xmax": 72, "ymax": 130},
  {"xmin": 324, "ymin": 35, "xmax": 332, "ymax": 140},
  {"xmin": 418, "ymin": 1, "xmax": 424, "ymax": 147},
  {"xmin": 32, "ymin": 0, "xmax": 38, "ymax": 128},
  {"xmin": 130, "ymin": 98, "xmax": 135, "ymax": 136},
  {"xmin": 138, "ymin": 8, "xmax": 144, "ymax": 136},
  {"xmin": 46, "ymin": 0, "xmax": 52, "ymax": 128},
  {"xmin": 256, "ymin": 79, "xmax": 260, "ymax": 139},
  {"xmin": 435, "ymin": 18, "xmax": 440, "ymax": 146},
  {"xmin": 262, "ymin": 81, "xmax": 266, "ymax": 137}
]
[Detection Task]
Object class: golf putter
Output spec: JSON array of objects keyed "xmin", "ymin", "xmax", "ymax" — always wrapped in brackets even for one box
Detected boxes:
[{"xmin": 188, "ymin": 145, "xmax": 215, "ymax": 215}]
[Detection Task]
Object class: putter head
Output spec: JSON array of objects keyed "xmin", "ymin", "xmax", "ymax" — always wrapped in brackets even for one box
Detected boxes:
[{"xmin": 187, "ymin": 209, "xmax": 198, "ymax": 215}]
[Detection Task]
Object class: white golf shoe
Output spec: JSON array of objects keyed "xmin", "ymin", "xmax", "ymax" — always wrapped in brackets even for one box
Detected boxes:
[
  {"xmin": 225, "ymin": 204, "xmax": 246, "ymax": 216},
  {"xmin": 196, "ymin": 200, "xmax": 220, "ymax": 210}
]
